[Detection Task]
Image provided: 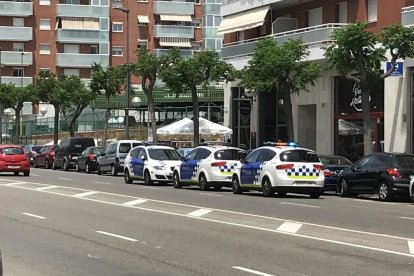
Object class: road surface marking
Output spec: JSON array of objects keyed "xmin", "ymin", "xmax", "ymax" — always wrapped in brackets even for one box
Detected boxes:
[
  {"xmin": 36, "ymin": 185, "xmax": 58, "ymax": 191},
  {"xmin": 408, "ymin": 241, "xmax": 414, "ymax": 254},
  {"xmin": 140, "ymin": 186, "xmax": 160, "ymax": 190},
  {"xmin": 31, "ymin": 174, "xmax": 39, "ymax": 176},
  {"xmin": 187, "ymin": 208, "xmax": 213, "ymax": 217},
  {"xmin": 280, "ymin": 202, "xmax": 320, "ymax": 209},
  {"xmin": 122, "ymin": 199, "xmax": 148, "ymax": 206},
  {"xmin": 94, "ymin": 181, "xmax": 111, "ymax": 185},
  {"xmin": 232, "ymin": 266, "xmax": 275, "ymax": 276},
  {"xmin": 199, "ymin": 192, "xmax": 224, "ymax": 197},
  {"xmin": 22, "ymin": 212, "xmax": 46, "ymax": 220},
  {"xmin": 400, "ymin": 216, "xmax": 414, "ymax": 220},
  {"xmin": 74, "ymin": 191, "xmax": 98, "ymax": 197},
  {"xmin": 58, "ymin": 177, "xmax": 72, "ymax": 181},
  {"xmin": 3, "ymin": 182, "xmax": 25, "ymax": 186},
  {"xmin": 95, "ymin": 231, "xmax": 137, "ymax": 242},
  {"xmin": 277, "ymin": 222, "xmax": 303, "ymax": 233}
]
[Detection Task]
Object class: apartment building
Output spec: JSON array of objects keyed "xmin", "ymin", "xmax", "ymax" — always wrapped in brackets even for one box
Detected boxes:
[{"xmin": 219, "ymin": 0, "xmax": 414, "ymax": 159}]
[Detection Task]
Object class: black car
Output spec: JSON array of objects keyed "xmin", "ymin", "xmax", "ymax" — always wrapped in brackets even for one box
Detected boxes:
[
  {"xmin": 337, "ymin": 152, "xmax": 414, "ymax": 201},
  {"xmin": 53, "ymin": 137, "xmax": 95, "ymax": 171},
  {"xmin": 319, "ymin": 155, "xmax": 352, "ymax": 191},
  {"xmin": 75, "ymin": 146, "xmax": 106, "ymax": 173}
]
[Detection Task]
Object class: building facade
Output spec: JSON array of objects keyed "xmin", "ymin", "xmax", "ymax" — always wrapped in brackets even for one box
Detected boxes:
[{"xmin": 220, "ymin": 0, "xmax": 414, "ymax": 160}]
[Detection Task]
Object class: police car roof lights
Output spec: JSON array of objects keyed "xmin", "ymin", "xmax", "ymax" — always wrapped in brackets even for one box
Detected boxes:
[{"xmin": 262, "ymin": 141, "xmax": 297, "ymax": 147}]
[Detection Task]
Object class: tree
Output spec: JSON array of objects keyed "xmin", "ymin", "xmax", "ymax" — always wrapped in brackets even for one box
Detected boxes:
[
  {"xmin": 160, "ymin": 49, "xmax": 236, "ymax": 146},
  {"xmin": 132, "ymin": 47, "xmax": 162, "ymax": 142},
  {"xmin": 326, "ymin": 22, "xmax": 414, "ymax": 155},
  {"xmin": 89, "ymin": 63, "xmax": 124, "ymax": 145},
  {"xmin": 0, "ymin": 83, "xmax": 37, "ymax": 142},
  {"xmin": 35, "ymin": 72, "xmax": 69, "ymax": 145},
  {"xmin": 240, "ymin": 37, "xmax": 321, "ymax": 141},
  {"xmin": 61, "ymin": 75, "xmax": 96, "ymax": 137}
]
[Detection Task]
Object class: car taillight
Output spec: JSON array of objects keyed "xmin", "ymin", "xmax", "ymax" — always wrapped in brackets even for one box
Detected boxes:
[
  {"xmin": 276, "ymin": 164, "xmax": 294, "ymax": 170},
  {"xmin": 211, "ymin": 161, "xmax": 227, "ymax": 167},
  {"xmin": 324, "ymin": 169, "xmax": 336, "ymax": 177},
  {"xmin": 68, "ymin": 154, "xmax": 72, "ymax": 160},
  {"xmin": 89, "ymin": 154, "xmax": 96, "ymax": 161},
  {"xmin": 387, "ymin": 168, "xmax": 401, "ymax": 177},
  {"xmin": 313, "ymin": 164, "xmax": 323, "ymax": 170}
]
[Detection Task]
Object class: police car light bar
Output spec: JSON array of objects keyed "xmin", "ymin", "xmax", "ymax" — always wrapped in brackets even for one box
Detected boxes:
[{"xmin": 263, "ymin": 141, "xmax": 297, "ymax": 147}]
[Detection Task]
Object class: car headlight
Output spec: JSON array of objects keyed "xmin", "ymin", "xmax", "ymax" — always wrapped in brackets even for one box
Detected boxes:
[{"xmin": 153, "ymin": 165, "xmax": 164, "ymax": 170}]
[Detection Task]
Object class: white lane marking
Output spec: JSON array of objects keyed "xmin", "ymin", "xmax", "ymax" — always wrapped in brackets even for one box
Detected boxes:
[
  {"xmin": 400, "ymin": 216, "xmax": 414, "ymax": 220},
  {"xmin": 74, "ymin": 191, "xmax": 98, "ymax": 198},
  {"xmin": 140, "ymin": 186, "xmax": 160, "ymax": 190},
  {"xmin": 95, "ymin": 231, "xmax": 137, "ymax": 242},
  {"xmin": 199, "ymin": 192, "xmax": 224, "ymax": 197},
  {"xmin": 94, "ymin": 181, "xmax": 111, "ymax": 185},
  {"xmin": 280, "ymin": 202, "xmax": 320, "ymax": 209},
  {"xmin": 187, "ymin": 208, "xmax": 213, "ymax": 217},
  {"xmin": 277, "ymin": 222, "xmax": 303, "ymax": 233},
  {"xmin": 58, "ymin": 177, "xmax": 72, "ymax": 181},
  {"xmin": 232, "ymin": 266, "xmax": 275, "ymax": 276},
  {"xmin": 22, "ymin": 212, "xmax": 46, "ymax": 220},
  {"xmin": 31, "ymin": 174, "xmax": 39, "ymax": 176},
  {"xmin": 36, "ymin": 185, "xmax": 59, "ymax": 191},
  {"xmin": 3, "ymin": 182, "xmax": 25, "ymax": 186},
  {"xmin": 122, "ymin": 199, "xmax": 148, "ymax": 206},
  {"xmin": 87, "ymin": 254, "xmax": 100, "ymax": 259},
  {"xmin": 408, "ymin": 241, "xmax": 414, "ymax": 255}
]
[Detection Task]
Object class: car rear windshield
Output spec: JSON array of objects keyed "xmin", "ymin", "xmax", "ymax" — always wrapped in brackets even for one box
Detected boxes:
[
  {"xmin": 148, "ymin": 149, "xmax": 181, "ymax": 160},
  {"xmin": 91, "ymin": 147, "xmax": 106, "ymax": 154},
  {"xmin": 119, "ymin": 143, "xmax": 132, "ymax": 153},
  {"xmin": 32, "ymin": 146, "xmax": 42, "ymax": 153},
  {"xmin": 214, "ymin": 149, "xmax": 246, "ymax": 160},
  {"xmin": 1, "ymin": 147, "xmax": 24, "ymax": 155},
  {"xmin": 319, "ymin": 156, "xmax": 352, "ymax": 166},
  {"xmin": 70, "ymin": 139, "xmax": 95, "ymax": 153},
  {"xmin": 392, "ymin": 155, "xmax": 414, "ymax": 169},
  {"xmin": 280, "ymin": 150, "xmax": 319, "ymax": 162}
]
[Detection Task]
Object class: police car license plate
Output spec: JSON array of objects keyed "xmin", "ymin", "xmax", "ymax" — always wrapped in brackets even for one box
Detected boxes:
[{"xmin": 295, "ymin": 181, "xmax": 315, "ymax": 186}]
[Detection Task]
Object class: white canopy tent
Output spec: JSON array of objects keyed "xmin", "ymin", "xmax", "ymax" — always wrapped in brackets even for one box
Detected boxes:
[{"xmin": 156, "ymin": 117, "xmax": 232, "ymax": 135}]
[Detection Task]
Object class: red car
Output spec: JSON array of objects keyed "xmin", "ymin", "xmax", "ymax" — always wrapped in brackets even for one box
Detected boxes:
[
  {"xmin": 0, "ymin": 145, "xmax": 30, "ymax": 176},
  {"xmin": 33, "ymin": 145, "xmax": 57, "ymax": 169}
]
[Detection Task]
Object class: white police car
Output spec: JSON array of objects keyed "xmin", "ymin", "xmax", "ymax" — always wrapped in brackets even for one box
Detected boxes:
[
  {"xmin": 232, "ymin": 142, "xmax": 324, "ymax": 198},
  {"xmin": 172, "ymin": 145, "xmax": 246, "ymax": 190},
  {"xmin": 124, "ymin": 145, "xmax": 182, "ymax": 185}
]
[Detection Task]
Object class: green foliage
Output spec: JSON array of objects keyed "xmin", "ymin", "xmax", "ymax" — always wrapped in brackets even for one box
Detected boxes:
[
  {"xmin": 35, "ymin": 71, "xmax": 69, "ymax": 108},
  {"xmin": 380, "ymin": 23, "xmax": 414, "ymax": 62},
  {"xmin": 89, "ymin": 63, "xmax": 124, "ymax": 105},
  {"xmin": 133, "ymin": 46, "xmax": 160, "ymax": 90},
  {"xmin": 0, "ymin": 83, "xmax": 36, "ymax": 111}
]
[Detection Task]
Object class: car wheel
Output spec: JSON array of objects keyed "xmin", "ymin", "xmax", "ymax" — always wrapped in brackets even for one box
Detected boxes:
[
  {"xmin": 97, "ymin": 164, "xmax": 102, "ymax": 175},
  {"xmin": 379, "ymin": 182, "xmax": 392, "ymax": 202},
  {"xmin": 309, "ymin": 191, "xmax": 321, "ymax": 199},
  {"xmin": 144, "ymin": 170, "xmax": 153, "ymax": 185},
  {"xmin": 33, "ymin": 159, "xmax": 38, "ymax": 168},
  {"xmin": 75, "ymin": 162, "xmax": 80, "ymax": 172},
  {"xmin": 63, "ymin": 160, "xmax": 69, "ymax": 171},
  {"xmin": 23, "ymin": 171, "xmax": 30, "ymax": 177},
  {"xmin": 277, "ymin": 191, "xmax": 287, "ymax": 197},
  {"xmin": 262, "ymin": 177, "xmax": 274, "ymax": 197},
  {"xmin": 173, "ymin": 172, "xmax": 182, "ymax": 189},
  {"xmin": 111, "ymin": 165, "xmax": 118, "ymax": 176},
  {"xmin": 232, "ymin": 175, "xmax": 243, "ymax": 194},
  {"xmin": 124, "ymin": 169, "xmax": 133, "ymax": 184},
  {"xmin": 52, "ymin": 159, "xmax": 57, "ymax": 170},
  {"xmin": 85, "ymin": 163, "xmax": 91, "ymax": 174},
  {"xmin": 14, "ymin": 172, "xmax": 19, "ymax": 176},
  {"xmin": 199, "ymin": 174, "xmax": 209, "ymax": 191},
  {"xmin": 339, "ymin": 179, "xmax": 349, "ymax": 197}
]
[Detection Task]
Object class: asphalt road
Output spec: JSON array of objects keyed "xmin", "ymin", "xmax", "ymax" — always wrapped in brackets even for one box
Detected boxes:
[{"xmin": 1, "ymin": 168, "xmax": 414, "ymax": 275}]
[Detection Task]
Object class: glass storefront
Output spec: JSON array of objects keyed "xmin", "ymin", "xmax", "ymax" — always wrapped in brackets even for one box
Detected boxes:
[
  {"xmin": 231, "ymin": 87, "xmax": 251, "ymax": 149},
  {"xmin": 334, "ymin": 77, "xmax": 384, "ymax": 162}
]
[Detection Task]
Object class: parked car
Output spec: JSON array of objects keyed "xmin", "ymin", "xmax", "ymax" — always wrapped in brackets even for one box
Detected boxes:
[
  {"xmin": 33, "ymin": 145, "xmax": 57, "ymax": 169},
  {"xmin": 172, "ymin": 145, "xmax": 246, "ymax": 190},
  {"xmin": 124, "ymin": 144, "xmax": 182, "ymax": 185},
  {"xmin": 24, "ymin": 145, "xmax": 42, "ymax": 165},
  {"xmin": 177, "ymin": 147, "xmax": 193, "ymax": 157},
  {"xmin": 0, "ymin": 145, "xmax": 30, "ymax": 176},
  {"xmin": 319, "ymin": 155, "xmax": 352, "ymax": 191},
  {"xmin": 75, "ymin": 146, "xmax": 106, "ymax": 173},
  {"xmin": 337, "ymin": 152, "xmax": 414, "ymax": 201},
  {"xmin": 97, "ymin": 140, "xmax": 143, "ymax": 176},
  {"xmin": 53, "ymin": 137, "xmax": 95, "ymax": 171}
]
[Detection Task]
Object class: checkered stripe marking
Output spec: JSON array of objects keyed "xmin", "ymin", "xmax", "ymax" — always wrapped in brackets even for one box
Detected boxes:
[
  {"xmin": 287, "ymin": 167, "xmax": 320, "ymax": 178},
  {"xmin": 219, "ymin": 163, "xmax": 236, "ymax": 174},
  {"xmin": 253, "ymin": 162, "xmax": 266, "ymax": 185},
  {"xmin": 191, "ymin": 161, "xmax": 201, "ymax": 178}
]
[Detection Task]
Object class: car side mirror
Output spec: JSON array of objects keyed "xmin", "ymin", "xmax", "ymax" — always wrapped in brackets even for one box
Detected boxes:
[
  {"xmin": 240, "ymin": 158, "xmax": 245, "ymax": 164},
  {"xmin": 140, "ymin": 156, "xmax": 147, "ymax": 161},
  {"xmin": 180, "ymin": 156, "xmax": 185, "ymax": 161}
]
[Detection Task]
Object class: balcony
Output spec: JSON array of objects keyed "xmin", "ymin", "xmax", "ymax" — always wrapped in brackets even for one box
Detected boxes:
[
  {"xmin": 56, "ymin": 4, "xmax": 109, "ymax": 18},
  {"xmin": 153, "ymin": 25, "xmax": 194, "ymax": 38},
  {"xmin": 56, "ymin": 29, "xmax": 108, "ymax": 43},
  {"xmin": 153, "ymin": 1, "xmax": 194, "ymax": 15},
  {"xmin": 56, "ymin": 53, "xmax": 109, "ymax": 68},
  {"xmin": 154, "ymin": 48, "xmax": 194, "ymax": 58},
  {"xmin": 0, "ymin": 1, "xmax": 33, "ymax": 17},
  {"xmin": 1, "ymin": 76, "xmax": 33, "ymax": 86},
  {"xmin": 1, "ymin": 51, "xmax": 33, "ymax": 66},
  {"xmin": 221, "ymin": 0, "xmax": 277, "ymax": 17},
  {"xmin": 402, "ymin": 6, "xmax": 414, "ymax": 26},
  {"xmin": 0, "ymin": 26, "xmax": 32, "ymax": 41},
  {"xmin": 221, "ymin": 23, "xmax": 347, "ymax": 59}
]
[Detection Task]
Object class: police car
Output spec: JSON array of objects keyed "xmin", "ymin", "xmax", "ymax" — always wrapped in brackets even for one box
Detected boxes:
[
  {"xmin": 231, "ymin": 142, "xmax": 324, "ymax": 198},
  {"xmin": 172, "ymin": 144, "xmax": 246, "ymax": 190},
  {"xmin": 124, "ymin": 144, "xmax": 182, "ymax": 185}
]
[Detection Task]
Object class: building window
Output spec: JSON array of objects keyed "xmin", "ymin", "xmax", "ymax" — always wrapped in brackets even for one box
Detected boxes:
[
  {"xmin": 91, "ymin": 45, "xmax": 99, "ymax": 54},
  {"xmin": 112, "ymin": 23, "xmax": 123, "ymax": 32},
  {"xmin": 137, "ymin": 0, "xmax": 148, "ymax": 2},
  {"xmin": 13, "ymin": 68, "xmax": 23, "ymax": 77},
  {"xmin": 13, "ymin": 18, "xmax": 24, "ymax": 27},
  {"xmin": 13, "ymin": 43, "xmax": 24, "ymax": 52},
  {"xmin": 307, "ymin": 7, "xmax": 323, "ymax": 27},
  {"xmin": 137, "ymin": 40, "xmax": 148, "ymax": 49},
  {"xmin": 112, "ymin": 47, "xmax": 123, "ymax": 56},
  {"xmin": 64, "ymin": 69, "xmax": 80, "ymax": 76},
  {"xmin": 39, "ymin": 0, "xmax": 51, "ymax": 5},
  {"xmin": 39, "ymin": 44, "xmax": 51, "ymax": 55},
  {"xmin": 39, "ymin": 19, "xmax": 51, "ymax": 30},
  {"xmin": 367, "ymin": 0, "xmax": 377, "ymax": 22},
  {"xmin": 194, "ymin": 0, "xmax": 201, "ymax": 4},
  {"xmin": 39, "ymin": 68, "xmax": 51, "ymax": 74}
]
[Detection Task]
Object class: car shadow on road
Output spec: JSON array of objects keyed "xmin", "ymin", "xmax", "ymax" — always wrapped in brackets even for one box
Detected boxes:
[{"xmin": 355, "ymin": 194, "xmax": 413, "ymax": 204}]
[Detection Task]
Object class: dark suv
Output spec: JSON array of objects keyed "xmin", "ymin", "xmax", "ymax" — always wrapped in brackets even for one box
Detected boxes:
[
  {"xmin": 337, "ymin": 152, "xmax": 414, "ymax": 201},
  {"xmin": 53, "ymin": 137, "xmax": 95, "ymax": 171}
]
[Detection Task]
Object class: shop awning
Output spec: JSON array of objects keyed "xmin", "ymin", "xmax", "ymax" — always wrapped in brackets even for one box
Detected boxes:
[
  {"xmin": 217, "ymin": 5, "xmax": 269, "ymax": 35},
  {"xmin": 137, "ymin": 15, "xmax": 149, "ymax": 24},
  {"xmin": 160, "ymin": 14, "xmax": 192, "ymax": 22},
  {"xmin": 159, "ymin": 37, "xmax": 191, "ymax": 47},
  {"xmin": 61, "ymin": 17, "xmax": 99, "ymax": 30}
]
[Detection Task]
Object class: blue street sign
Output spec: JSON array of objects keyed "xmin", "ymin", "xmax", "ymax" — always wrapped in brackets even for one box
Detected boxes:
[{"xmin": 386, "ymin": 61, "xmax": 404, "ymax": 77}]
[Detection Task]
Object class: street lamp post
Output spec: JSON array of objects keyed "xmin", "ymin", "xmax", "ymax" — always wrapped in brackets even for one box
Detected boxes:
[
  {"xmin": 35, "ymin": 107, "xmax": 47, "ymax": 145},
  {"xmin": 113, "ymin": 6, "xmax": 130, "ymax": 140},
  {"xmin": 131, "ymin": 96, "xmax": 143, "ymax": 139},
  {"xmin": 0, "ymin": 47, "xmax": 3, "ymax": 144},
  {"xmin": 20, "ymin": 52, "xmax": 25, "ymax": 88}
]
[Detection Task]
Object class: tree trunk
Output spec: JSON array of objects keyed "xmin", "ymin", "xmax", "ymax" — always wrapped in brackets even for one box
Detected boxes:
[
  {"xmin": 68, "ymin": 106, "xmax": 84, "ymax": 138},
  {"xmin": 103, "ymin": 107, "xmax": 110, "ymax": 146},
  {"xmin": 192, "ymin": 87, "xmax": 200, "ymax": 146},
  {"xmin": 281, "ymin": 85, "xmax": 294, "ymax": 142},
  {"xmin": 361, "ymin": 82, "xmax": 372, "ymax": 155},
  {"xmin": 147, "ymin": 86, "xmax": 158, "ymax": 142},
  {"xmin": 14, "ymin": 108, "xmax": 21, "ymax": 144},
  {"xmin": 53, "ymin": 106, "xmax": 60, "ymax": 145},
  {"xmin": 68, "ymin": 120, "xmax": 75, "ymax": 137}
]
